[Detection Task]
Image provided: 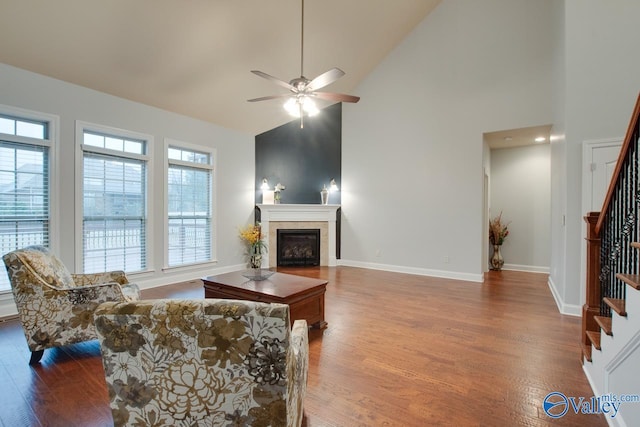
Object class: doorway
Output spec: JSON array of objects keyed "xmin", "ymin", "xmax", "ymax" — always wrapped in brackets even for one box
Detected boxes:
[{"xmin": 483, "ymin": 124, "xmax": 552, "ymax": 273}]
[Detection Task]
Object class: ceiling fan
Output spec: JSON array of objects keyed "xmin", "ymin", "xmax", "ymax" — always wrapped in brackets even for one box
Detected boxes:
[{"xmin": 247, "ymin": 0, "xmax": 360, "ymax": 128}]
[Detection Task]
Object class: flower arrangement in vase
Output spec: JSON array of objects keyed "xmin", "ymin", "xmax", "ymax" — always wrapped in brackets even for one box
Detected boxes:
[
  {"xmin": 489, "ymin": 212, "xmax": 510, "ymax": 270},
  {"xmin": 239, "ymin": 222, "xmax": 267, "ymax": 269}
]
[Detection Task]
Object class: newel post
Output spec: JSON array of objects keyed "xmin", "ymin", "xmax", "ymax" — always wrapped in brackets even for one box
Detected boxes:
[{"xmin": 582, "ymin": 212, "xmax": 601, "ymax": 353}]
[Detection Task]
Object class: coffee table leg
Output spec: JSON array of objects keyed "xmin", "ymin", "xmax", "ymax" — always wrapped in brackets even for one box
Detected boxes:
[{"xmin": 311, "ymin": 320, "xmax": 328, "ymax": 329}]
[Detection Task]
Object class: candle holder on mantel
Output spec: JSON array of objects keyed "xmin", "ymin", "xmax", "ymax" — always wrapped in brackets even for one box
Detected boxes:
[
  {"xmin": 320, "ymin": 185, "xmax": 329, "ymax": 205},
  {"xmin": 274, "ymin": 182, "xmax": 285, "ymax": 204}
]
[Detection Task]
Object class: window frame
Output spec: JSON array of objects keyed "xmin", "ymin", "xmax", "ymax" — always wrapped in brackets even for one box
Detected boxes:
[
  {"xmin": 74, "ymin": 121, "xmax": 154, "ymax": 275},
  {"xmin": 163, "ymin": 138, "xmax": 217, "ymax": 270},
  {"xmin": 0, "ymin": 104, "xmax": 59, "ymax": 295}
]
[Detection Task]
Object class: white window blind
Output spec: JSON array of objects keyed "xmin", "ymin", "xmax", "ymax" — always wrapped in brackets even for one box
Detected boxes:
[
  {"xmin": 167, "ymin": 145, "xmax": 213, "ymax": 267},
  {"xmin": 0, "ymin": 115, "xmax": 50, "ymax": 292},
  {"xmin": 82, "ymin": 130, "xmax": 148, "ymax": 273}
]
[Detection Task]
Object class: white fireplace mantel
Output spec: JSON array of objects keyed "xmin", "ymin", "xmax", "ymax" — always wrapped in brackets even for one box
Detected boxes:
[{"xmin": 257, "ymin": 204, "xmax": 340, "ymax": 267}]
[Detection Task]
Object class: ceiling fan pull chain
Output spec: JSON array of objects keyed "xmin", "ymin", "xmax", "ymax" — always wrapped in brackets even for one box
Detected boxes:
[
  {"xmin": 300, "ymin": 102, "xmax": 304, "ymax": 128},
  {"xmin": 299, "ymin": 0, "xmax": 304, "ymax": 129}
]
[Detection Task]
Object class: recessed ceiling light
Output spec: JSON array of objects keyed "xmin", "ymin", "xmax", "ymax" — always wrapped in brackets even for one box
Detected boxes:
[
  {"xmin": 535, "ymin": 136, "xmax": 546, "ymax": 143},
  {"xmin": 504, "ymin": 136, "xmax": 513, "ymax": 141}
]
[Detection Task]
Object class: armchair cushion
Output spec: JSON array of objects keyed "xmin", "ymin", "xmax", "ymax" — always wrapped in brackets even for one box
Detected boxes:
[
  {"xmin": 94, "ymin": 299, "xmax": 308, "ymax": 427},
  {"xmin": 15, "ymin": 246, "xmax": 74, "ymax": 290}
]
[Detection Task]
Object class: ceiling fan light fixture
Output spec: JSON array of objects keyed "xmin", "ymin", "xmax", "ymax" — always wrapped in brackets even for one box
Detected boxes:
[
  {"xmin": 303, "ymin": 98, "xmax": 319, "ymax": 116},
  {"xmin": 284, "ymin": 98, "xmax": 300, "ymax": 117},
  {"xmin": 284, "ymin": 97, "xmax": 318, "ymax": 118}
]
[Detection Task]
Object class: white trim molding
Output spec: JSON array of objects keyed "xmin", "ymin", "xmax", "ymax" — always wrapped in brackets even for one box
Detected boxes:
[
  {"xmin": 503, "ymin": 263, "xmax": 550, "ymax": 274},
  {"xmin": 548, "ymin": 276, "xmax": 581, "ymax": 317}
]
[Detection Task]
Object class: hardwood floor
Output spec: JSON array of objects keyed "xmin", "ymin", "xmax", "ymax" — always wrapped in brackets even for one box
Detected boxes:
[{"xmin": 0, "ymin": 267, "xmax": 605, "ymax": 426}]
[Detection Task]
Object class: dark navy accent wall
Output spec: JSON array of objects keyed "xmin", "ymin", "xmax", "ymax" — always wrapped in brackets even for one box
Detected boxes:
[{"xmin": 255, "ymin": 103, "xmax": 341, "ymax": 205}]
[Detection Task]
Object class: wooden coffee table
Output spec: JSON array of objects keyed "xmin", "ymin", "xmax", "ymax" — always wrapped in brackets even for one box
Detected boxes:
[{"xmin": 202, "ymin": 271, "xmax": 328, "ymax": 329}]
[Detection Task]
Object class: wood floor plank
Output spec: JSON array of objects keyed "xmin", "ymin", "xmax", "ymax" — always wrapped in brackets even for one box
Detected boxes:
[
  {"xmin": 0, "ymin": 363, "xmax": 43, "ymax": 427},
  {"xmin": 0, "ymin": 267, "xmax": 606, "ymax": 426}
]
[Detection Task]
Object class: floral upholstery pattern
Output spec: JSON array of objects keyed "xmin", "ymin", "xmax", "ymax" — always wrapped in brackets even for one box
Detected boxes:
[
  {"xmin": 94, "ymin": 299, "xmax": 308, "ymax": 427},
  {"xmin": 2, "ymin": 245, "xmax": 140, "ymax": 360}
]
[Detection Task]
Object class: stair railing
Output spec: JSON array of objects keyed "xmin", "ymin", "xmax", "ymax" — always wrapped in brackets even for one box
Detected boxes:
[{"xmin": 583, "ymin": 93, "xmax": 640, "ymax": 358}]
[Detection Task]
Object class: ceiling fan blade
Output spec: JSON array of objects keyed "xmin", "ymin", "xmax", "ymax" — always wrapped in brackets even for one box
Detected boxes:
[
  {"xmin": 313, "ymin": 92, "xmax": 360, "ymax": 103},
  {"xmin": 251, "ymin": 70, "xmax": 295, "ymax": 91},
  {"xmin": 306, "ymin": 67, "xmax": 345, "ymax": 91},
  {"xmin": 247, "ymin": 94, "xmax": 292, "ymax": 102}
]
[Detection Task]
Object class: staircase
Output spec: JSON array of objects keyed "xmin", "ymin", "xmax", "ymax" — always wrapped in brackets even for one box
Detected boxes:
[
  {"xmin": 583, "ymin": 265, "xmax": 640, "ymax": 426},
  {"xmin": 582, "ymin": 94, "xmax": 640, "ymax": 426}
]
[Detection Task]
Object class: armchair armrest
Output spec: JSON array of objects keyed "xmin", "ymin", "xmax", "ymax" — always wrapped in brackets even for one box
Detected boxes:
[
  {"xmin": 67, "ymin": 280, "xmax": 140, "ymax": 302},
  {"xmin": 61, "ymin": 281, "xmax": 131, "ymax": 304},
  {"xmin": 71, "ymin": 271, "xmax": 129, "ymax": 286},
  {"xmin": 287, "ymin": 319, "xmax": 309, "ymax": 427}
]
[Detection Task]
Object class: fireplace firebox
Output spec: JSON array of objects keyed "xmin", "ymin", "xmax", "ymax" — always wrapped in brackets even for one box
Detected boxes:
[{"xmin": 277, "ymin": 229, "xmax": 320, "ymax": 266}]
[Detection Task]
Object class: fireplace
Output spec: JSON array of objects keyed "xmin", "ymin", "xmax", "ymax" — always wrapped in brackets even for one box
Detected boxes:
[
  {"xmin": 277, "ymin": 229, "xmax": 320, "ymax": 266},
  {"xmin": 256, "ymin": 204, "xmax": 339, "ymax": 268}
]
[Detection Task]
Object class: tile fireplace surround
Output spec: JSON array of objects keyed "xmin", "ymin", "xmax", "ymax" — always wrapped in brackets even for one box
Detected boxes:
[{"xmin": 256, "ymin": 204, "xmax": 340, "ymax": 268}]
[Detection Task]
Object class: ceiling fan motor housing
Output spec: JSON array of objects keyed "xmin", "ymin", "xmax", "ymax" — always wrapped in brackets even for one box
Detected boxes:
[{"xmin": 290, "ymin": 77, "xmax": 310, "ymax": 92}]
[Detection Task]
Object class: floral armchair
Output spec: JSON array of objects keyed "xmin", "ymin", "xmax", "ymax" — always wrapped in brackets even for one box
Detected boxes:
[
  {"xmin": 94, "ymin": 298, "xmax": 309, "ymax": 427},
  {"xmin": 2, "ymin": 245, "xmax": 140, "ymax": 364}
]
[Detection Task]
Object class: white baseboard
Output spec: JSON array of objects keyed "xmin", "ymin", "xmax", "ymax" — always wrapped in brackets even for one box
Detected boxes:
[
  {"xmin": 503, "ymin": 263, "xmax": 550, "ymax": 274},
  {"xmin": 338, "ymin": 259, "xmax": 484, "ymax": 283},
  {"xmin": 548, "ymin": 276, "xmax": 581, "ymax": 317}
]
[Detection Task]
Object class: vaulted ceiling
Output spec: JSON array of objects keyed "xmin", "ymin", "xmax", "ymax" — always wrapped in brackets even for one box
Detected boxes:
[{"xmin": 0, "ymin": 0, "xmax": 441, "ymax": 135}]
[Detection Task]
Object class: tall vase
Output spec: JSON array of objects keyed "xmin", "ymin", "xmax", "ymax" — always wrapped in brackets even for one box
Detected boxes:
[
  {"xmin": 490, "ymin": 244, "xmax": 504, "ymax": 271},
  {"xmin": 249, "ymin": 246, "xmax": 262, "ymax": 269},
  {"xmin": 249, "ymin": 254, "xmax": 262, "ymax": 269}
]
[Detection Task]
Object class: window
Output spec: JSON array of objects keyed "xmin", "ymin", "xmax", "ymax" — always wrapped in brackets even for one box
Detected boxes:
[
  {"xmin": 0, "ymin": 112, "xmax": 52, "ymax": 292},
  {"xmin": 79, "ymin": 124, "xmax": 150, "ymax": 273},
  {"xmin": 166, "ymin": 142, "xmax": 214, "ymax": 267}
]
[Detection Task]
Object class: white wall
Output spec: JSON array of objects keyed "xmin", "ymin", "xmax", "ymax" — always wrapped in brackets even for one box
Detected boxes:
[
  {"xmin": 550, "ymin": 0, "xmax": 640, "ymax": 315},
  {"xmin": 0, "ymin": 63, "xmax": 255, "ymax": 317},
  {"xmin": 490, "ymin": 144, "xmax": 551, "ymax": 272},
  {"xmin": 341, "ymin": 0, "xmax": 554, "ymax": 282}
]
